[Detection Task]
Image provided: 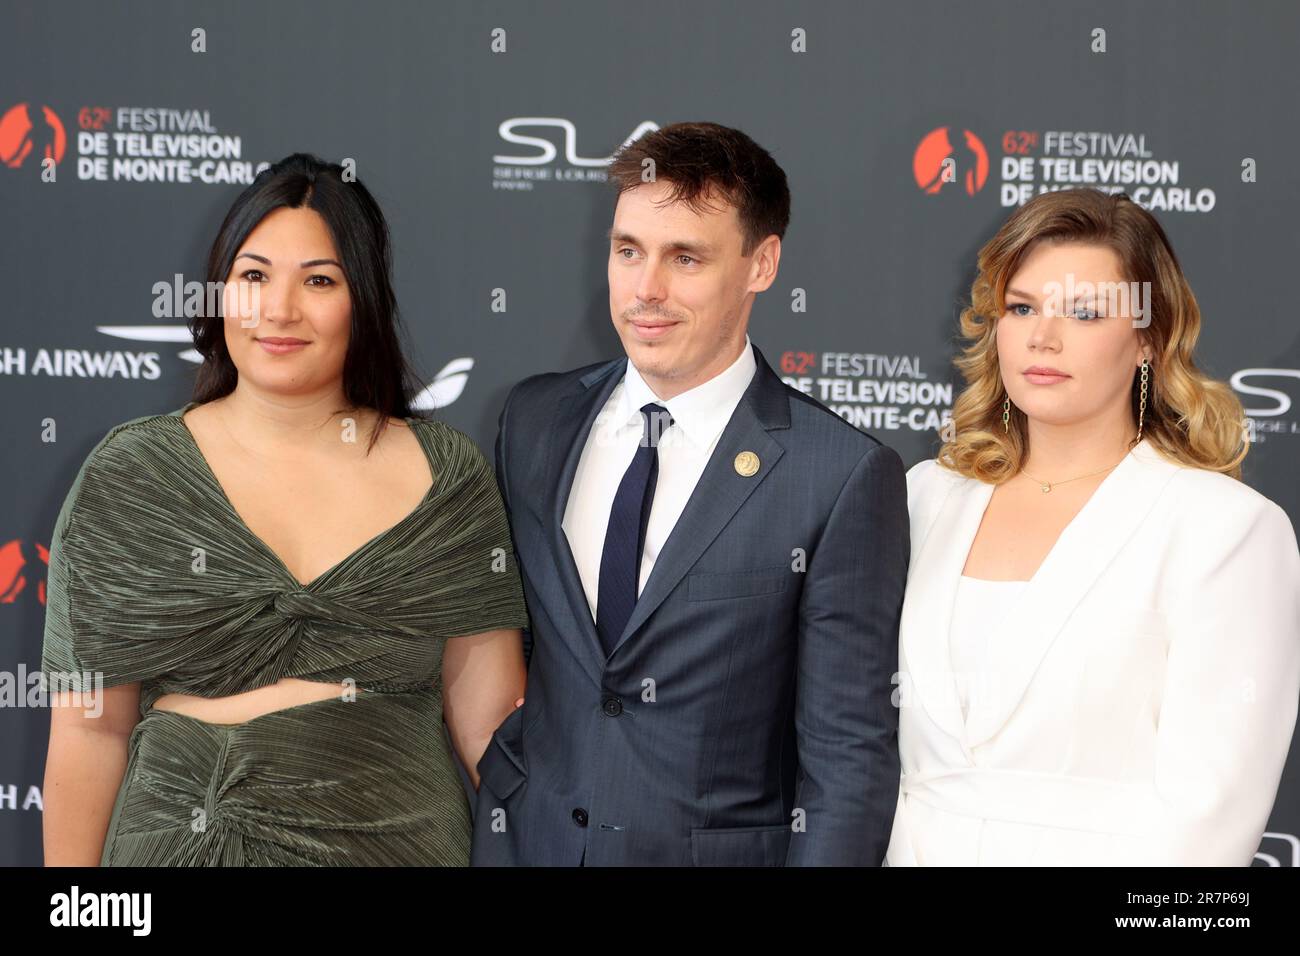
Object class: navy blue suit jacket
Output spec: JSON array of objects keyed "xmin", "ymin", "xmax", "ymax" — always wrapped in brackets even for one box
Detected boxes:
[{"xmin": 470, "ymin": 343, "xmax": 909, "ymax": 865}]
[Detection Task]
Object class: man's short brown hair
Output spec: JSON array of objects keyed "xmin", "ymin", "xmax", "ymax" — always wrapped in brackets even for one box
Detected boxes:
[{"xmin": 606, "ymin": 121, "xmax": 791, "ymax": 256}]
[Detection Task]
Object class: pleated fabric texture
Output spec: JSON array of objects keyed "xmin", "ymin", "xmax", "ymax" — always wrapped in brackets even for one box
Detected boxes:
[{"xmin": 42, "ymin": 403, "xmax": 531, "ymax": 866}]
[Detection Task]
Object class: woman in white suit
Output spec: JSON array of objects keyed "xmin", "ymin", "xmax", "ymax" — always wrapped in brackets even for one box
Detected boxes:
[{"xmin": 886, "ymin": 188, "xmax": 1300, "ymax": 866}]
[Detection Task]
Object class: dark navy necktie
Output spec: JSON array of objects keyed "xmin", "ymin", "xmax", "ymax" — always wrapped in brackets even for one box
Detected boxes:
[{"xmin": 596, "ymin": 402, "xmax": 673, "ymax": 657}]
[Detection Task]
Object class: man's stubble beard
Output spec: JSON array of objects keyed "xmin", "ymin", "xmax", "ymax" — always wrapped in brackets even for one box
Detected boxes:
[{"xmin": 624, "ymin": 299, "xmax": 744, "ymax": 386}]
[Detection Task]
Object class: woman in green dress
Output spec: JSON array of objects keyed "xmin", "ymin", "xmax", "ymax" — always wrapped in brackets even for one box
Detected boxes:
[{"xmin": 41, "ymin": 153, "xmax": 530, "ymax": 866}]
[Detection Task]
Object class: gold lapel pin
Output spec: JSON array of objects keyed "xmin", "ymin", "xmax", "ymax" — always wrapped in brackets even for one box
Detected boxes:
[{"xmin": 734, "ymin": 451, "xmax": 760, "ymax": 477}]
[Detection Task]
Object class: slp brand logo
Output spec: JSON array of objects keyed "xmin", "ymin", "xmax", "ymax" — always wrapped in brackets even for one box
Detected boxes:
[
  {"xmin": 913, "ymin": 126, "xmax": 988, "ymax": 196},
  {"xmin": 1255, "ymin": 832, "xmax": 1299, "ymax": 867},
  {"xmin": 0, "ymin": 102, "xmax": 67, "ymax": 167},
  {"xmin": 1233, "ymin": 368, "xmax": 1300, "ymax": 441},
  {"xmin": 1232, "ymin": 369, "xmax": 1300, "ymax": 417},
  {"xmin": 494, "ymin": 118, "xmax": 659, "ymax": 166}
]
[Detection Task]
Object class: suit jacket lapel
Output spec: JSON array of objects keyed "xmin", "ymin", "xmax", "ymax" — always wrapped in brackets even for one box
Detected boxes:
[
  {"xmin": 902, "ymin": 439, "xmax": 1182, "ymax": 752},
  {"xmin": 900, "ymin": 473, "xmax": 992, "ymax": 753},
  {"xmin": 963, "ymin": 439, "xmax": 1180, "ymax": 747},
  {"xmin": 544, "ymin": 344, "xmax": 793, "ymax": 667},
  {"xmin": 544, "ymin": 358, "xmax": 624, "ymax": 680},
  {"xmin": 614, "ymin": 344, "xmax": 791, "ymax": 657}
]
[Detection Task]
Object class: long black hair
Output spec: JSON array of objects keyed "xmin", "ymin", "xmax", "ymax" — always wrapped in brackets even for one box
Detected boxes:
[{"xmin": 189, "ymin": 152, "xmax": 424, "ymax": 452}]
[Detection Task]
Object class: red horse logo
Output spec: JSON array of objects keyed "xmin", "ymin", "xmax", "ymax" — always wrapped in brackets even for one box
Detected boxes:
[
  {"xmin": 913, "ymin": 126, "xmax": 988, "ymax": 196},
  {"xmin": 0, "ymin": 539, "xmax": 50, "ymax": 605},
  {"xmin": 0, "ymin": 102, "xmax": 66, "ymax": 168}
]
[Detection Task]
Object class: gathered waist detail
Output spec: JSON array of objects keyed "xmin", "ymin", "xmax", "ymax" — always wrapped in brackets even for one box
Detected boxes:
[{"xmin": 104, "ymin": 687, "xmax": 468, "ymax": 866}]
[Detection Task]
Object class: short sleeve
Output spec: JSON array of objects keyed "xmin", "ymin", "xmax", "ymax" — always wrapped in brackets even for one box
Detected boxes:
[
  {"xmin": 41, "ymin": 423, "xmax": 156, "ymax": 695},
  {"xmin": 429, "ymin": 424, "xmax": 532, "ymax": 639},
  {"xmin": 41, "ymin": 466, "xmax": 90, "ymax": 691},
  {"xmin": 41, "ymin": 434, "xmax": 143, "ymax": 697}
]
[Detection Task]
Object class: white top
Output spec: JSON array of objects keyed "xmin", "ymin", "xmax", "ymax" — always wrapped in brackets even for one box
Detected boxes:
[
  {"xmin": 950, "ymin": 574, "xmax": 1028, "ymax": 720},
  {"xmin": 562, "ymin": 336, "xmax": 758, "ymax": 621}
]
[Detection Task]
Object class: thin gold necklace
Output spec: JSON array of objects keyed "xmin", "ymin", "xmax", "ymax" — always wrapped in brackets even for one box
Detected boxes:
[{"xmin": 1019, "ymin": 451, "xmax": 1130, "ymax": 494}]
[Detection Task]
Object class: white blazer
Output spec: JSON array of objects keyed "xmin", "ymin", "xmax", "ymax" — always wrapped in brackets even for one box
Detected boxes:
[{"xmin": 885, "ymin": 438, "xmax": 1300, "ymax": 865}]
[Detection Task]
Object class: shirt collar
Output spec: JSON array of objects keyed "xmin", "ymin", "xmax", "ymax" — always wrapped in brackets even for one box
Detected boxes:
[{"xmin": 615, "ymin": 335, "xmax": 757, "ymax": 448}]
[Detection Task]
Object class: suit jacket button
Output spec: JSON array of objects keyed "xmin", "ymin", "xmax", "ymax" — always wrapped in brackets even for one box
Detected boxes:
[
  {"xmin": 572, "ymin": 808, "xmax": 589, "ymax": 827},
  {"xmin": 601, "ymin": 696, "xmax": 623, "ymax": 717}
]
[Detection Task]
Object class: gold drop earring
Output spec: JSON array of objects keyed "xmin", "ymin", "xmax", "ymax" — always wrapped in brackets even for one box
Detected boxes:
[
  {"xmin": 1136, "ymin": 357, "xmax": 1149, "ymax": 442},
  {"xmin": 1002, "ymin": 395, "xmax": 1010, "ymax": 433}
]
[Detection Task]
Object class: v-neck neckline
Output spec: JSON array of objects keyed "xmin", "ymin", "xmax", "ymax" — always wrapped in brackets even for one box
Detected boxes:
[
  {"xmin": 959, "ymin": 444, "xmax": 1140, "ymax": 587},
  {"xmin": 169, "ymin": 400, "xmax": 439, "ymax": 590},
  {"xmin": 899, "ymin": 439, "xmax": 1178, "ymax": 753}
]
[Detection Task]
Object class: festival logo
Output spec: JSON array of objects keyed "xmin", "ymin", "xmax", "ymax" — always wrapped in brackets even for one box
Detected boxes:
[
  {"xmin": 0, "ymin": 539, "xmax": 48, "ymax": 606},
  {"xmin": 2, "ymin": 102, "xmax": 271, "ymax": 183},
  {"xmin": 913, "ymin": 126, "xmax": 989, "ymax": 196},
  {"xmin": 914, "ymin": 125, "xmax": 1218, "ymax": 214},
  {"xmin": 779, "ymin": 350, "xmax": 953, "ymax": 434},
  {"xmin": 0, "ymin": 103, "xmax": 66, "ymax": 167}
]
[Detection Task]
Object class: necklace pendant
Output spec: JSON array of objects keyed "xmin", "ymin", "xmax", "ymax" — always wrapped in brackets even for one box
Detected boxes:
[{"xmin": 1040, "ymin": 483, "xmax": 1052, "ymax": 493}]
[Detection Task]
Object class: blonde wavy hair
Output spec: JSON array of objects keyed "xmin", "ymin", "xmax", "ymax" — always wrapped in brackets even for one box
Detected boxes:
[{"xmin": 939, "ymin": 188, "xmax": 1248, "ymax": 483}]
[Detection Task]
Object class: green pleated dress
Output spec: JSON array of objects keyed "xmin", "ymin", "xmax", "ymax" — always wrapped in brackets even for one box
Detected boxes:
[{"xmin": 41, "ymin": 402, "xmax": 530, "ymax": 866}]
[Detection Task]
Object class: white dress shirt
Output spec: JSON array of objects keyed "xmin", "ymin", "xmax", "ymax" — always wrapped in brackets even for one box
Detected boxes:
[{"xmin": 562, "ymin": 336, "xmax": 757, "ymax": 622}]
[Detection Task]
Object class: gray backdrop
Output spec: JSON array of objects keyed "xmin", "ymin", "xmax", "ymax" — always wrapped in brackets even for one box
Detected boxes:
[{"xmin": 2, "ymin": 0, "xmax": 1297, "ymax": 866}]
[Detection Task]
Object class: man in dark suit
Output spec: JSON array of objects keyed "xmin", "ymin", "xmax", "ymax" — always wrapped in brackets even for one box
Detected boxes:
[{"xmin": 470, "ymin": 122, "xmax": 908, "ymax": 866}]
